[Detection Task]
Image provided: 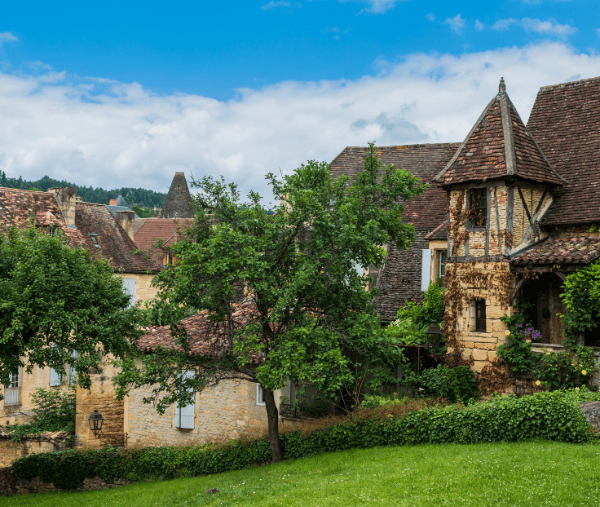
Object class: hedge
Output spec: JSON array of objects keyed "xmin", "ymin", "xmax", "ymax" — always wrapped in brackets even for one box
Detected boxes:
[{"xmin": 10, "ymin": 390, "xmax": 600, "ymax": 490}]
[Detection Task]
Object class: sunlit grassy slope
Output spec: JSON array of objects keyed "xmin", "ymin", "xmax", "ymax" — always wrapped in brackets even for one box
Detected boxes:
[{"xmin": 3, "ymin": 441, "xmax": 600, "ymax": 507}]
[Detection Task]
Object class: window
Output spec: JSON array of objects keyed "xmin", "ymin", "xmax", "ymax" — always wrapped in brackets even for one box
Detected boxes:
[
  {"xmin": 68, "ymin": 351, "xmax": 78, "ymax": 385},
  {"xmin": 89, "ymin": 233, "xmax": 101, "ymax": 248},
  {"xmin": 421, "ymin": 249, "xmax": 432, "ymax": 291},
  {"xmin": 174, "ymin": 370, "xmax": 195, "ymax": 429},
  {"xmin": 50, "ymin": 345, "xmax": 63, "ymax": 387},
  {"xmin": 468, "ymin": 188, "xmax": 487, "ymax": 229},
  {"xmin": 475, "ymin": 299, "xmax": 487, "ymax": 332},
  {"xmin": 438, "ymin": 250, "xmax": 447, "ymax": 286},
  {"xmin": 257, "ymin": 383, "xmax": 265, "ymax": 406},
  {"xmin": 4, "ymin": 370, "xmax": 20, "ymax": 406}
]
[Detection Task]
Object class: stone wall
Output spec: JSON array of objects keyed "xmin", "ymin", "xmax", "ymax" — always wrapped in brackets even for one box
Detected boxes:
[
  {"xmin": 125, "ymin": 376, "xmax": 280, "ymax": 448},
  {"xmin": 119, "ymin": 273, "xmax": 158, "ymax": 306},
  {"xmin": 445, "ymin": 261, "xmax": 513, "ymax": 373},
  {"xmin": 75, "ymin": 361, "xmax": 125, "ymax": 450},
  {"xmin": 0, "ymin": 432, "xmax": 70, "ymax": 468}
]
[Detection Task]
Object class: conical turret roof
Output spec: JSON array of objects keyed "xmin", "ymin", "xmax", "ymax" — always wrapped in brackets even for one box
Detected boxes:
[
  {"xmin": 433, "ymin": 78, "xmax": 566, "ymax": 186},
  {"xmin": 161, "ymin": 172, "xmax": 196, "ymax": 219}
]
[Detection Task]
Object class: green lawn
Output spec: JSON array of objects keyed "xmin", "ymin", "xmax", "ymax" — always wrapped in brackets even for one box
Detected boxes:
[{"xmin": 3, "ymin": 441, "xmax": 600, "ymax": 507}]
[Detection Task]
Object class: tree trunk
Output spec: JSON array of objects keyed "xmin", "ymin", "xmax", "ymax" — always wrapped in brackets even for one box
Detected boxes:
[{"xmin": 263, "ymin": 387, "xmax": 284, "ymax": 463}]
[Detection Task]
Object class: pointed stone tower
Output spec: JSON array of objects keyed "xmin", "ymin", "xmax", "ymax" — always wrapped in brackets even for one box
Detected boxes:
[
  {"xmin": 161, "ymin": 172, "xmax": 195, "ymax": 219},
  {"xmin": 433, "ymin": 78, "xmax": 567, "ymax": 374}
]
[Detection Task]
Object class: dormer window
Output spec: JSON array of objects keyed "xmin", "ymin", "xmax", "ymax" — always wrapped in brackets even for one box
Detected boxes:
[
  {"xmin": 467, "ymin": 188, "xmax": 487, "ymax": 229},
  {"xmin": 89, "ymin": 233, "xmax": 101, "ymax": 248}
]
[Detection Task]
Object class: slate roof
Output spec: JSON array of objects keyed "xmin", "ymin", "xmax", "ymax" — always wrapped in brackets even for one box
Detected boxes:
[
  {"xmin": 528, "ymin": 76, "xmax": 600, "ymax": 225},
  {"xmin": 161, "ymin": 172, "xmax": 196, "ymax": 219},
  {"xmin": 138, "ymin": 303, "xmax": 260, "ymax": 362},
  {"xmin": 107, "ymin": 205, "xmax": 140, "ymax": 220},
  {"xmin": 329, "ymin": 143, "xmax": 460, "ymax": 228},
  {"xmin": 512, "ymin": 234, "xmax": 600, "ymax": 266},
  {"xmin": 75, "ymin": 202, "xmax": 161, "ymax": 274},
  {"xmin": 434, "ymin": 79, "xmax": 565, "ymax": 187},
  {"xmin": 0, "ymin": 187, "xmax": 87, "ymax": 246},
  {"xmin": 134, "ymin": 218, "xmax": 195, "ymax": 265}
]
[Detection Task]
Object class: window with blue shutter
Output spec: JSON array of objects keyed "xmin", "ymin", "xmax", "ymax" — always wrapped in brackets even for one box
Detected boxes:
[
  {"xmin": 174, "ymin": 370, "xmax": 195, "ymax": 429},
  {"xmin": 68, "ymin": 351, "xmax": 78, "ymax": 384},
  {"xmin": 256, "ymin": 384, "xmax": 265, "ymax": 406},
  {"xmin": 49, "ymin": 345, "xmax": 62, "ymax": 386},
  {"xmin": 421, "ymin": 249, "xmax": 432, "ymax": 291}
]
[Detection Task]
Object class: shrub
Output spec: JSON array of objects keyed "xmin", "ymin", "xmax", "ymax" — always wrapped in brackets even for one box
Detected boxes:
[
  {"xmin": 10, "ymin": 390, "xmax": 599, "ymax": 490},
  {"xmin": 5, "ymin": 387, "xmax": 76, "ymax": 442},
  {"xmin": 401, "ymin": 364, "xmax": 477, "ymax": 403}
]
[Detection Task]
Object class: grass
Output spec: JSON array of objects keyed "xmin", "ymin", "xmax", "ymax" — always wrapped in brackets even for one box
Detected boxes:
[{"xmin": 3, "ymin": 440, "xmax": 600, "ymax": 507}]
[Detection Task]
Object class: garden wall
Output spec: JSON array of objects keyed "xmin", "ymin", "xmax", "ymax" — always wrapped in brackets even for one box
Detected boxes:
[{"xmin": 0, "ymin": 431, "xmax": 70, "ymax": 468}]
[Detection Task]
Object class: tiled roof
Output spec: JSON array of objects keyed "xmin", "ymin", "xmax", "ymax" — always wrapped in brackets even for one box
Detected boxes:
[
  {"xmin": 528, "ymin": 76, "xmax": 600, "ymax": 225},
  {"xmin": 511, "ymin": 234, "xmax": 600, "ymax": 266},
  {"xmin": 138, "ymin": 303, "xmax": 260, "ymax": 361},
  {"xmin": 161, "ymin": 172, "xmax": 195, "ymax": 219},
  {"xmin": 434, "ymin": 79, "xmax": 565, "ymax": 187},
  {"xmin": 75, "ymin": 202, "xmax": 161, "ymax": 274},
  {"xmin": 329, "ymin": 143, "xmax": 460, "ymax": 228},
  {"xmin": 134, "ymin": 218, "xmax": 195, "ymax": 265},
  {"xmin": 0, "ymin": 187, "xmax": 87, "ymax": 246},
  {"xmin": 424, "ymin": 222, "xmax": 447, "ymax": 241}
]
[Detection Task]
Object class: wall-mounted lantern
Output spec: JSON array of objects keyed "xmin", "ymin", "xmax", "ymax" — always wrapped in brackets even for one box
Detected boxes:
[
  {"xmin": 426, "ymin": 320, "xmax": 443, "ymax": 352},
  {"xmin": 88, "ymin": 409, "xmax": 104, "ymax": 436}
]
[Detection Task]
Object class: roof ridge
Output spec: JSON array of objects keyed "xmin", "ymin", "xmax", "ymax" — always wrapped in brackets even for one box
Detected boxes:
[
  {"xmin": 0, "ymin": 186, "xmax": 49, "ymax": 194},
  {"xmin": 539, "ymin": 75, "xmax": 600, "ymax": 91},
  {"xmin": 500, "ymin": 92, "xmax": 517, "ymax": 175}
]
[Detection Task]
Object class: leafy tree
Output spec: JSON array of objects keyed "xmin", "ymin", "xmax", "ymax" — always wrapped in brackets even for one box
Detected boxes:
[
  {"xmin": 131, "ymin": 204, "xmax": 158, "ymax": 218},
  {"xmin": 113, "ymin": 144, "xmax": 426, "ymax": 463},
  {"xmin": 0, "ymin": 224, "xmax": 142, "ymax": 391}
]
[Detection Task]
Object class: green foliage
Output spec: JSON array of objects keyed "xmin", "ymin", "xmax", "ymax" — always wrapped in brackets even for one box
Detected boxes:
[
  {"xmin": 5, "ymin": 387, "xmax": 76, "ymax": 442},
  {"xmin": 497, "ymin": 302, "xmax": 597, "ymax": 390},
  {"xmin": 10, "ymin": 390, "xmax": 599, "ymax": 490},
  {"xmin": 386, "ymin": 283, "xmax": 445, "ymax": 346},
  {"xmin": 0, "ymin": 170, "xmax": 166, "ymax": 208},
  {"xmin": 113, "ymin": 145, "xmax": 426, "ymax": 460},
  {"xmin": 130, "ymin": 205, "xmax": 158, "ymax": 218},
  {"xmin": 0, "ymin": 224, "xmax": 142, "ymax": 388},
  {"xmin": 561, "ymin": 260, "xmax": 600, "ymax": 348},
  {"xmin": 401, "ymin": 364, "xmax": 477, "ymax": 403}
]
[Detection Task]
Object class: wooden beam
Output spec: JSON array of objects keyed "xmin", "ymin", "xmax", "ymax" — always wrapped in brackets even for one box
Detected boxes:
[
  {"xmin": 517, "ymin": 186, "xmax": 533, "ymax": 226},
  {"xmin": 554, "ymin": 271, "xmax": 567, "ymax": 283},
  {"xmin": 494, "ymin": 187, "xmax": 501, "ymax": 255},
  {"xmin": 509, "ymin": 277, "xmax": 528, "ymax": 304}
]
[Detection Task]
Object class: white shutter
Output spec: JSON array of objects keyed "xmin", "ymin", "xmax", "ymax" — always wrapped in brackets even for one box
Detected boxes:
[
  {"xmin": 122, "ymin": 278, "xmax": 136, "ymax": 308},
  {"xmin": 421, "ymin": 249, "xmax": 432, "ymax": 292},
  {"xmin": 68, "ymin": 351, "xmax": 78, "ymax": 384},
  {"xmin": 257, "ymin": 383, "xmax": 265, "ymax": 406},
  {"xmin": 175, "ymin": 370, "xmax": 195, "ymax": 429},
  {"xmin": 49, "ymin": 367, "xmax": 61, "ymax": 386}
]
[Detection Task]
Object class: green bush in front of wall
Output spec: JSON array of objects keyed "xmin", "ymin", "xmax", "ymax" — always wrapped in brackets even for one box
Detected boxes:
[{"xmin": 9, "ymin": 389, "xmax": 599, "ymax": 490}]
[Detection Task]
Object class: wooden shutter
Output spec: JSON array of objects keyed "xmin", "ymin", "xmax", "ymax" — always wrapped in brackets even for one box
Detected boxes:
[
  {"xmin": 421, "ymin": 249, "xmax": 432, "ymax": 291},
  {"xmin": 122, "ymin": 278, "xmax": 136, "ymax": 308},
  {"xmin": 175, "ymin": 370, "xmax": 195, "ymax": 429},
  {"xmin": 68, "ymin": 351, "xmax": 78, "ymax": 384},
  {"xmin": 49, "ymin": 367, "xmax": 61, "ymax": 387}
]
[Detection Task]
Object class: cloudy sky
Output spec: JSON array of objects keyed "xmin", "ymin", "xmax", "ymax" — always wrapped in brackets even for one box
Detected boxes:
[{"xmin": 2, "ymin": 0, "xmax": 600, "ymax": 201}]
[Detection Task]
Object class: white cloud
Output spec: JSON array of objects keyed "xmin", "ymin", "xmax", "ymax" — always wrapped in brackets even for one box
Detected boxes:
[
  {"xmin": 493, "ymin": 18, "xmax": 576, "ymax": 38},
  {"xmin": 339, "ymin": 0, "xmax": 402, "ymax": 15},
  {"xmin": 425, "ymin": 13, "xmax": 435, "ymax": 22},
  {"xmin": 260, "ymin": 1, "xmax": 297, "ymax": 11},
  {"xmin": 474, "ymin": 20, "xmax": 485, "ymax": 31},
  {"xmin": 444, "ymin": 14, "xmax": 466, "ymax": 33},
  {"xmin": 0, "ymin": 32, "xmax": 17, "ymax": 46},
  {"xmin": 0, "ymin": 42, "xmax": 599, "ymax": 201}
]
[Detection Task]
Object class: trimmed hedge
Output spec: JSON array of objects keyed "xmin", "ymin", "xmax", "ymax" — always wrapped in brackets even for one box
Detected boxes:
[{"xmin": 10, "ymin": 390, "xmax": 600, "ymax": 490}]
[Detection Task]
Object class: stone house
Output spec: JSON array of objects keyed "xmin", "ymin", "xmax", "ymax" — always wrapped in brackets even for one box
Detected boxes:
[
  {"xmin": 431, "ymin": 76, "xmax": 600, "ymax": 378},
  {"xmin": 0, "ymin": 186, "xmax": 161, "ymax": 427}
]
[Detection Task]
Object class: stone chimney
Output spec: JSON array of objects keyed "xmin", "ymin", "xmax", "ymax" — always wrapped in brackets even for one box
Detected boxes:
[
  {"xmin": 116, "ymin": 210, "xmax": 135, "ymax": 241},
  {"xmin": 109, "ymin": 198, "xmax": 117, "ymax": 206},
  {"xmin": 48, "ymin": 187, "xmax": 78, "ymax": 226}
]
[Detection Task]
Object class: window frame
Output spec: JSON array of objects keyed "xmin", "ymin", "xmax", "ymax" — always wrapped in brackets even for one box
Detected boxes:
[
  {"xmin": 467, "ymin": 188, "xmax": 488, "ymax": 230},
  {"xmin": 475, "ymin": 298, "xmax": 487, "ymax": 332},
  {"xmin": 256, "ymin": 383, "xmax": 265, "ymax": 406}
]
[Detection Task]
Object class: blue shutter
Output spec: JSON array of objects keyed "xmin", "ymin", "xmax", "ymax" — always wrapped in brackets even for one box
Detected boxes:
[
  {"xmin": 421, "ymin": 249, "xmax": 432, "ymax": 292},
  {"xmin": 68, "ymin": 351, "xmax": 78, "ymax": 384},
  {"xmin": 49, "ymin": 367, "xmax": 61, "ymax": 387},
  {"xmin": 175, "ymin": 370, "xmax": 195, "ymax": 429}
]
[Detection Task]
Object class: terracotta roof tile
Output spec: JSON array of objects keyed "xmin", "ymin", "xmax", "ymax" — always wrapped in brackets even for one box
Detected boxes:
[
  {"xmin": 528, "ymin": 76, "xmax": 600, "ymax": 225},
  {"xmin": 329, "ymin": 143, "xmax": 460, "ymax": 228},
  {"xmin": 434, "ymin": 80, "xmax": 564, "ymax": 187},
  {"xmin": 512, "ymin": 234, "xmax": 600, "ymax": 266},
  {"xmin": 424, "ymin": 222, "xmax": 447, "ymax": 241},
  {"xmin": 0, "ymin": 187, "xmax": 87, "ymax": 247},
  {"xmin": 138, "ymin": 303, "xmax": 260, "ymax": 361},
  {"xmin": 134, "ymin": 218, "xmax": 195, "ymax": 265},
  {"xmin": 75, "ymin": 202, "xmax": 161, "ymax": 274}
]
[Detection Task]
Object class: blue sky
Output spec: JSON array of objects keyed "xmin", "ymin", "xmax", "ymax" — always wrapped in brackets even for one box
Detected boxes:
[{"xmin": 1, "ymin": 0, "xmax": 600, "ymax": 199}]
